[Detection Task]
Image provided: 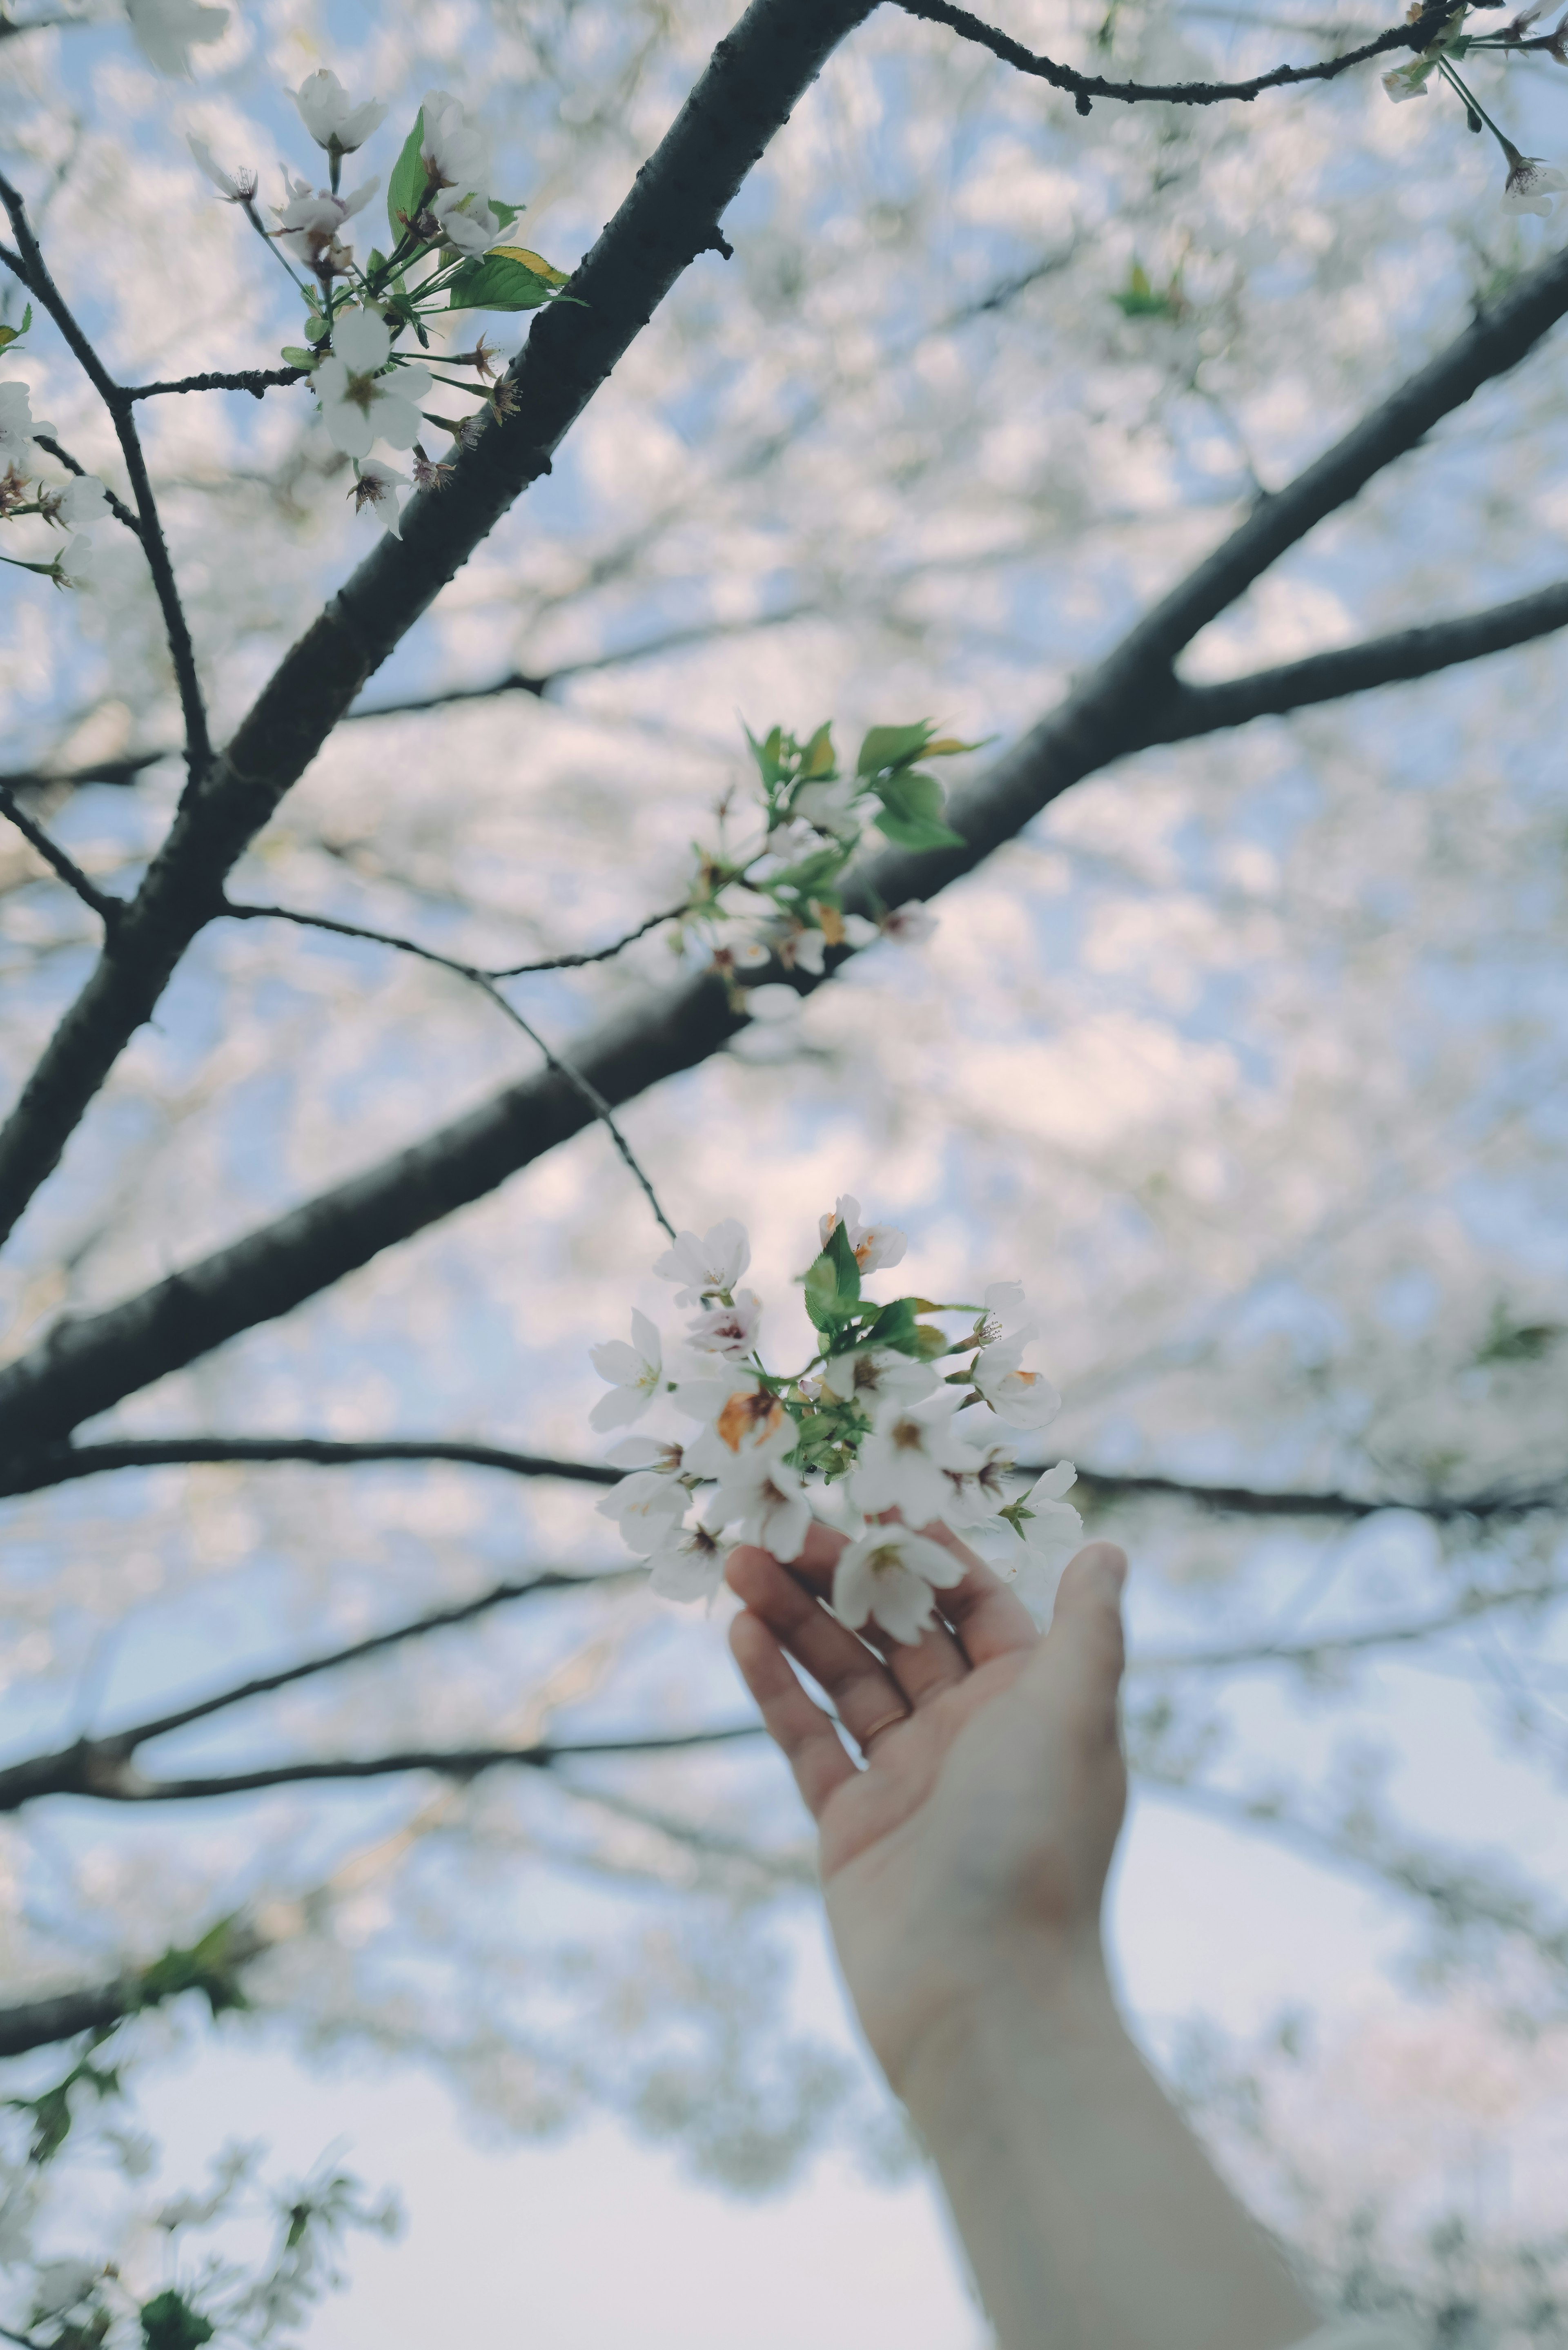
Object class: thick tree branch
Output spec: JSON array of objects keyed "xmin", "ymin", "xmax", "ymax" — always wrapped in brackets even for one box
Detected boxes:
[
  {"xmin": 6, "ymin": 234, "xmax": 1568, "ymax": 1447},
  {"xmin": 0, "ymin": 0, "xmax": 875, "ymax": 1251},
  {"xmin": 0, "ymin": 784, "xmax": 123, "ymax": 927},
  {"xmin": 0, "ymin": 181, "xmax": 210, "ymax": 776},
  {"xmin": 897, "ymin": 0, "xmax": 1456, "ymax": 108}
]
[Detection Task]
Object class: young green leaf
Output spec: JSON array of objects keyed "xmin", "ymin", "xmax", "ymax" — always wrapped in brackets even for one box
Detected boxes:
[
  {"xmin": 857, "ymin": 720, "xmax": 933, "ymax": 778},
  {"xmin": 0, "ymin": 303, "xmax": 31, "ymax": 353},
  {"xmin": 873, "ymin": 769, "xmax": 964, "ymax": 852},
  {"xmin": 447, "ymin": 247, "xmax": 568, "ymax": 312},
  {"xmin": 802, "ymin": 1217, "xmax": 862, "ymax": 1331},
  {"xmin": 386, "ymin": 111, "xmax": 428, "ymax": 241}
]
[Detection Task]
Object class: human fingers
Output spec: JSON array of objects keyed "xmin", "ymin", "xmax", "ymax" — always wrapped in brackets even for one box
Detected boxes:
[
  {"xmin": 1038, "ymin": 1541, "xmax": 1129, "ymax": 1746},
  {"xmin": 729, "ymin": 1609, "xmax": 855, "ymax": 1819},
  {"xmin": 918, "ymin": 1522, "xmax": 1040, "ymax": 1665},
  {"xmin": 726, "ymin": 1543, "xmax": 911, "ymax": 1750}
]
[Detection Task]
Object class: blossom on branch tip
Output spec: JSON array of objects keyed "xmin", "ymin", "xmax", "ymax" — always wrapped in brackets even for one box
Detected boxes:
[
  {"xmin": 349, "ymin": 457, "xmax": 407, "ymax": 536},
  {"xmin": 272, "ymin": 177, "xmax": 379, "ymax": 277},
  {"xmin": 294, "ymin": 69, "xmax": 388, "ymax": 156},
  {"xmin": 430, "ymin": 186, "xmax": 501, "ymax": 254},
  {"xmin": 816, "ymin": 1346, "xmax": 935, "ymax": 1410},
  {"xmin": 314, "ymin": 308, "xmax": 431, "ymax": 459},
  {"xmin": 419, "ymin": 89, "xmax": 492, "ymax": 195},
  {"xmin": 710, "ymin": 1427, "xmax": 811, "ymax": 1561},
  {"xmin": 589, "ymin": 1309, "xmax": 663, "ymax": 1430},
  {"xmin": 597, "ymin": 1466, "xmax": 689, "ymax": 1556},
  {"xmin": 1502, "ymin": 144, "xmax": 1568, "ymax": 211},
  {"xmin": 53, "ymin": 535, "xmax": 94, "ymax": 590},
  {"xmin": 653, "ymin": 1219, "xmax": 751, "ymax": 1308},
  {"xmin": 1004, "ymin": 1462, "xmax": 1084, "ymax": 1623},
  {"xmin": 972, "ymin": 1327, "xmax": 1061, "ymax": 1431},
  {"xmin": 833, "ymin": 1523, "xmax": 964, "ymax": 1646},
  {"xmin": 1380, "ymin": 56, "xmax": 1435, "ymax": 97},
  {"xmin": 819, "ymin": 1193, "xmax": 906, "ymax": 1275},
  {"xmin": 38, "ymin": 475, "xmax": 107, "ymax": 531},
  {"xmin": 0, "ymin": 382, "xmax": 54, "ymax": 470},
  {"xmin": 125, "ymin": 0, "xmax": 227, "ymax": 78},
  {"xmin": 686, "ymin": 1289, "xmax": 763, "ymax": 1362},
  {"xmin": 646, "ymin": 1520, "xmax": 729, "ymax": 1603},
  {"xmin": 679, "ymin": 1380, "xmax": 786, "ymax": 1476},
  {"xmin": 850, "ymin": 1393, "xmax": 980, "ymax": 1525},
  {"xmin": 187, "ymin": 136, "xmax": 256, "ymax": 201},
  {"xmin": 941, "ymin": 1436, "xmax": 1018, "ymax": 1529}
]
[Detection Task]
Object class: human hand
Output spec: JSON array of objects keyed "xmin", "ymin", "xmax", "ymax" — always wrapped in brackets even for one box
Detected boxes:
[{"xmin": 726, "ymin": 1523, "xmax": 1130, "ymax": 2095}]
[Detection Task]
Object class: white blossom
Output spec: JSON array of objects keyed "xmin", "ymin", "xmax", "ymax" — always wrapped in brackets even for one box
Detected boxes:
[
  {"xmin": 349, "ymin": 457, "xmax": 407, "ymax": 537},
  {"xmin": 653, "ymin": 1218, "xmax": 751, "ymax": 1307},
  {"xmin": 685, "ymin": 1289, "xmax": 763, "ymax": 1362},
  {"xmin": 54, "ymin": 535, "xmax": 94, "ymax": 590},
  {"xmin": 589, "ymin": 1309, "xmax": 663, "ymax": 1430},
  {"xmin": 418, "ymin": 89, "xmax": 492, "ymax": 196},
  {"xmin": 430, "ymin": 186, "xmax": 500, "ymax": 254},
  {"xmin": 849, "ymin": 1391, "xmax": 980, "ymax": 1525},
  {"xmin": 710, "ymin": 1426, "xmax": 811, "ymax": 1561},
  {"xmin": 773, "ymin": 921, "xmax": 826, "ymax": 974},
  {"xmin": 646, "ymin": 1519, "xmax": 729, "ymax": 1602},
  {"xmin": 32, "ymin": 2261, "xmax": 99, "ymax": 2317},
  {"xmin": 604, "ymin": 1435, "xmax": 684, "ymax": 1474},
  {"xmin": 678, "ymin": 1379, "xmax": 786, "ymax": 1476},
  {"xmin": 833, "ymin": 1523, "xmax": 965, "ymax": 1646},
  {"xmin": 1503, "ymin": 148, "xmax": 1568, "ymax": 213},
  {"xmin": 790, "ymin": 773, "xmax": 862, "ymax": 838},
  {"xmin": 124, "ymin": 0, "xmax": 227, "ymax": 78},
  {"xmin": 819, "ymin": 1193, "xmax": 906, "ymax": 1274},
  {"xmin": 313, "ymin": 308, "xmax": 430, "ymax": 460},
  {"xmin": 1005, "ymin": 1463, "xmax": 1085, "ymax": 1625},
  {"xmin": 843, "ymin": 900, "xmax": 938, "ymax": 948},
  {"xmin": 972, "ymin": 1326, "xmax": 1062, "ymax": 1430},
  {"xmin": 941, "ymin": 1434, "xmax": 1018, "ymax": 1529},
  {"xmin": 1381, "ymin": 57, "xmax": 1434, "ymax": 99},
  {"xmin": 187, "ymin": 136, "xmax": 255, "ymax": 201},
  {"xmin": 0, "ymin": 381, "xmax": 53, "ymax": 471},
  {"xmin": 977, "ymin": 1278, "xmax": 1027, "ymax": 1341},
  {"xmin": 815, "ymin": 1346, "xmax": 935, "ymax": 1411},
  {"xmin": 294, "ymin": 69, "xmax": 388, "ymax": 156},
  {"xmin": 272, "ymin": 177, "xmax": 379, "ymax": 276},
  {"xmin": 596, "ymin": 1465, "xmax": 688, "ymax": 1556},
  {"xmin": 40, "ymin": 475, "xmax": 108, "ymax": 531}
]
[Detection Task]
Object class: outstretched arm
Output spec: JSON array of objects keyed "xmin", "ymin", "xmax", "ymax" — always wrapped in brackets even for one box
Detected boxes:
[{"xmin": 727, "ymin": 1527, "xmax": 1333, "ymax": 2350}]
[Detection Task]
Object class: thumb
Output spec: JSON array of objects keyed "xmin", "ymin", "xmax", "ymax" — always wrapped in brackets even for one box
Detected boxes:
[{"xmin": 1037, "ymin": 1541, "xmax": 1128, "ymax": 1741}]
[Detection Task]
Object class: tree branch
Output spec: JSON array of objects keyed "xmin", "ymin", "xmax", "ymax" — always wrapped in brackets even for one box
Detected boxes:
[
  {"xmin": 1069, "ymin": 1466, "xmax": 1568, "ymax": 1521},
  {"xmin": 0, "ymin": 753, "xmax": 167, "ymax": 795},
  {"xmin": 896, "ymin": 0, "xmax": 1457, "ymax": 109},
  {"xmin": 125, "ymin": 366, "xmax": 307, "ymax": 401},
  {"xmin": 32, "ymin": 433, "xmax": 142, "ymax": 538},
  {"xmin": 219, "ymin": 898, "xmax": 678, "ymax": 1237},
  {"xmin": 1131, "ymin": 1574, "xmax": 1568, "ymax": 1674},
  {"xmin": 0, "ymin": 784, "xmax": 123, "ymax": 927},
  {"xmin": 0, "ymin": 0, "xmax": 876, "ymax": 1251},
  {"xmin": 0, "ymin": 179, "xmax": 210, "ymax": 777},
  {"xmin": 0, "ymin": 1434, "xmax": 621, "ymax": 1499},
  {"xmin": 6, "ymin": 232, "xmax": 1568, "ymax": 1446}
]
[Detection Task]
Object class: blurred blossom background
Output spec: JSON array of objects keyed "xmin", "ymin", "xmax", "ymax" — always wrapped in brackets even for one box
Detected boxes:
[{"xmin": 2, "ymin": 0, "xmax": 1568, "ymax": 2337}]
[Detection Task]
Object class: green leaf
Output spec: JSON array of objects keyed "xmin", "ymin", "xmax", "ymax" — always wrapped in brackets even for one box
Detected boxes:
[
  {"xmin": 858, "ymin": 720, "xmax": 933, "ymax": 778},
  {"xmin": 802, "ymin": 1217, "xmax": 862, "ymax": 1332},
  {"xmin": 447, "ymin": 247, "xmax": 568, "ymax": 313},
  {"xmin": 280, "ymin": 346, "xmax": 318, "ymax": 370},
  {"xmin": 134, "ymin": 1915, "xmax": 251, "ymax": 2021},
  {"xmin": 800, "ymin": 721, "xmax": 836, "ymax": 778},
  {"xmin": 0, "ymin": 303, "xmax": 31, "ymax": 353},
  {"xmin": 746, "ymin": 723, "xmax": 787, "ymax": 789},
  {"xmin": 490, "ymin": 198, "xmax": 522, "ymax": 229},
  {"xmin": 140, "ymin": 2292, "xmax": 216, "ymax": 2350},
  {"xmin": 873, "ymin": 769, "xmax": 964, "ymax": 852},
  {"xmin": 387, "ymin": 109, "xmax": 428, "ymax": 242}
]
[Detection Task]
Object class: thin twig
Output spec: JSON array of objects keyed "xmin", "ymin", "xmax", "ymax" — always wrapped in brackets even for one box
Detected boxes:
[
  {"xmin": 219, "ymin": 897, "xmax": 679, "ymax": 1238},
  {"xmin": 895, "ymin": 0, "xmax": 1457, "ymax": 107},
  {"xmin": 488, "ymin": 896, "xmax": 694, "ymax": 975},
  {"xmin": 0, "ymin": 784, "xmax": 123, "ymax": 926},
  {"xmin": 1132, "ymin": 1575, "xmax": 1568, "ymax": 1673},
  {"xmin": 125, "ymin": 366, "xmax": 307, "ymax": 401},
  {"xmin": 33, "ymin": 433, "xmax": 142, "ymax": 537},
  {"xmin": 0, "ymin": 1434, "xmax": 621, "ymax": 1498},
  {"xmin": 0, "ymin": 172, "xmax": 211, "ymax": 782}
]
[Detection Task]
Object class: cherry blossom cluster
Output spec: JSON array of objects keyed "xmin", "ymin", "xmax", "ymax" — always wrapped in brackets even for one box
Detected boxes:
[
  {"xmin": 674, "ymin": 718, "xmax": 974, "ymax": 993},
  {"xmin": 1381, "ymin": 2, "xmax": 1568, "ymax": 210},
  {"xmin": 189, "ymin": 75, "xmax": 570, "ymax": 537},
  {"xmin": 0, "ymin": 327, "xmax": 108, "ymax": 595},
  {"xmin": 591, "ymin": 1204, "xmax": 1084, "ymax": 1645}
]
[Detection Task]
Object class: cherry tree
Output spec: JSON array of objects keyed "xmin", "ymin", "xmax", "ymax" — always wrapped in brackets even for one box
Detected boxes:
[{"xmin": 2, "ymin": 0, "xmax": 1567, "ymax": 2335}]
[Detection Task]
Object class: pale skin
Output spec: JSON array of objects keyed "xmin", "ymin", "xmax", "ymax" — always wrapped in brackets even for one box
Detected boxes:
[{"xmin": 726, "ymin": 1524, "xmax": 1324, "ymax": 2350}]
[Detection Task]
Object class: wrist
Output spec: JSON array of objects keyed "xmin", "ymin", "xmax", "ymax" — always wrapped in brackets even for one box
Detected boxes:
[{"xmin": 884, "ymin": 1927, "xmax": 1125, "ymax": 2120}]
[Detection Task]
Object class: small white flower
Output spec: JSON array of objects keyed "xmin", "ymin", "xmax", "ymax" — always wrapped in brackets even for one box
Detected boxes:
[
  {"xmin": 833, "ymin": 1523, "xmax": 964, "ymax": 1647},
  {"xmin": 589, "ymin": 1309, "xmax": 663, "ymax": 1431},
  {"xmin": 774, "ymin": 921, "xmax": 826, "ymax": 975},
  {"xmin": 977, "ymin": 1278, "xmax": 1027, "ymax": 1341},
  {"xmin": 1005, "ymin": 1462, "xmax": 1084, "ymax": 1624},
  {"xmin": 314, "ymin": 308, "xmax": 430, "ymax": 459},
  {"xmin": 430, "ymin": 185, "xmax": 500, "ymax": 253},
  {"xmin": 790, "ymin": 773, "xmax": 862, "ymax": 838},
  {"xmin": 596, "ymin": 1465, "xmax": 688, "ymax": 1556},
  {"xmin": 38, "ymin": 474, "xmax": 108, "ymax": 531},
  {"xmin": 125, "ymin": 0, "xmax": 227, "ymax": 78},
  {"xmin": 850, "ymin": 1391, "xmax": 980, "ymax": 1527},
  {"xmin": 187, "ymin": 136, "xmax": 256, "ymax": 201},
  {"xmin": 605, "ymin": 1435, "xmax": 684, "ymax": 1473},
  {"xmin": 972, "ymin": 1327, "xmax": 1061, "ymax": 1431},
  {"xmin": 54, "ymin": 535, "xmax": 94, "ymax": 590},
  {"xmin": 294, "ymin": 69, "xmax": 388, "ymax": 156},
  {"xmin": 349, "ymin": 456, "xmax": 408, "ymax": 536},
  {"xmin": 941, "ymin": 1435, "xmax": 1018, "ymax": 1529},
  {"xmin": 419, "ymin": 89, "xmax": 492, "ymax": 195},
  {"xmin": 646, "ymin": 1519, "xmax": 729, "ymax": 1603},
  {"xmin": 0, "ymin": 381, "xmax": 54, "ymax": 470},
  {"xmin": 679, "ymin": 1380, "xmax": 786, "ymax": 1477},
  {"xmin": 272, "ymin": 178, "xmax": 379, "ymax": 276},
  {"xmin": 816, "ymin": 1346, "xmax": 935, "ymax": 1411},
  {"xmin": 32, "ymin": 2261, "xmax": 99, "ymax": 2318},
  {"xmin": 1503, "ymin": 147, "xmax": 1568, "ymax": 212},
  {"xmin": 763, "ymin": 817, "xmax": 821, "ymax": 862},
  {"xmin": 819, "ymin": 1193, "xmax": 906, "ymax": 1275},
  {"xmin": 710, "ymin": 1426, "xmax": 811, "ymax": 1561},
  {"xmin": 1380, "ymin": 56, "xmax": 1434, "ymax": 98},
  {"xmin": 653, "ymin": 1218, "xmax": 751, "ymax": 1308},
  {"xmin": 843, "ymin": 899, "xmax": 938, "ymax": 949},
  {"xmin": 686, "ymin": 1288, "xmax": 763, "ymax": 1362}
]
